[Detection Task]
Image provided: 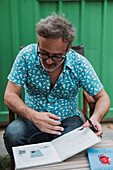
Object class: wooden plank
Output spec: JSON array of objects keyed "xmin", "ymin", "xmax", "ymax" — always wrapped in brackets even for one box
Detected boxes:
[
  {"xmin": 73, "ymin": 168, "xmax": 90, "ymax": 170},
  {"xmin": 25, "ymin": 162, "xmax": 90, "ymax": 170},
  {"xmin": 91, "ymin": 139, "xmax": 113, "ymax": 148}
]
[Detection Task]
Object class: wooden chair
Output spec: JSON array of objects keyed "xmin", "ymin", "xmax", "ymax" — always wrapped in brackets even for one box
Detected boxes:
[
  {"xmin": 72, "ymin": 45, "xmax": 95, "ymax": 117},
  {"xmin": 8, "ymin": 45, "xmax": 95, "ymax": 170}
]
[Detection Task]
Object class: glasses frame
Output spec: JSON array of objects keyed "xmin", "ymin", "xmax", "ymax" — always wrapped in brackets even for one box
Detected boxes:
[
  {"xmin": 37, "ymin": 51, "xmax": 66, "ymax": 62},
  {"xmin": 37, "ymin": 43, "xmax": 68, "ymax": 62}
]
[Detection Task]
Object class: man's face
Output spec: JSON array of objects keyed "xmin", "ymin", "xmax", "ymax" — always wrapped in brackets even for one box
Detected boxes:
[{"xmin": 38, "ymin": 37, "xmax": 69, "ymax": 72}]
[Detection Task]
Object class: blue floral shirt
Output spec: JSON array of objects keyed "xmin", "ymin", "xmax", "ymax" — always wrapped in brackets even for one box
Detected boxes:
[{"xmin": 8, "ymin": 44, "xmax": 103, "ymax": 121}]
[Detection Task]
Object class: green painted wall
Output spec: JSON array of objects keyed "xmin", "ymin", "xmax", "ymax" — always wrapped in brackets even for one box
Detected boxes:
[{"xmin": 0, "ymin": 0, "xmax": 113, "ymax": 122}]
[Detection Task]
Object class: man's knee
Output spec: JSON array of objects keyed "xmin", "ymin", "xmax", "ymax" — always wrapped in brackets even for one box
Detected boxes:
[
  {"xmin": 4, "ymin": 119, "xmax": 26, "ymax": 150},
  {"xmin": 4, "ymin": 120, "xmax": 26, "ymax": 158}
]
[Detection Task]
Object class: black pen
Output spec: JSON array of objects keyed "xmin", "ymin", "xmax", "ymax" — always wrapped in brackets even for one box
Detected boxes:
[{"xmin": 84, "ymin": 114, "xmax": 102, "ymax": 138}]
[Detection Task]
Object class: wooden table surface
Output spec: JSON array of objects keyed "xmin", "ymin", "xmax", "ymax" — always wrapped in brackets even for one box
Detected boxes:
[{"xmin": 22, "ymin": 139, "xmax": 113, "ymax": 170}]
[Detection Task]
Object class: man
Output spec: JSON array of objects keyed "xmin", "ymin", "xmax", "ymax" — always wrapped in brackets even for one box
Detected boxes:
[{"xmin": 4, "ymin": 14, "xmax": 110, "ymax": 158}]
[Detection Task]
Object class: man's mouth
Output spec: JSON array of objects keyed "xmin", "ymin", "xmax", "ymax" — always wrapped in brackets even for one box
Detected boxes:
[
  {"xmin": 43, "ymin": 61, "xmax": 56, "ymax": 67},
  {"xmin": 41, "ymin": 58, "xmax": 65, "ymax": 72}
]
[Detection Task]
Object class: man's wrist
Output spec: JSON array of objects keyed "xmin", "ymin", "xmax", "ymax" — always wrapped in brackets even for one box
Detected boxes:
[{"xmin": 90, "ymin": 114, "xmax": 101, "ymax": 123}]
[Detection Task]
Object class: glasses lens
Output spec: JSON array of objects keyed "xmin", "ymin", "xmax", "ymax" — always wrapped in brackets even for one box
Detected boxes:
[
  {"xmin": 40, "ymin": 54, "xmax": 48, "ymax": 59},
  {"xmin": 37, "ymin": 52, "xmax": 48, "ymax": 59},
  {"xmin": 52, "ymin": 56, "xmax": 64, "ymax": 62}
]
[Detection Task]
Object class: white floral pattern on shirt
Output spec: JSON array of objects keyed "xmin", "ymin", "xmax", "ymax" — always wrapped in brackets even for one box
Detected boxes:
[{"xmin": 8, "ymin": 44, "xmax": 103, "ymax": 121}]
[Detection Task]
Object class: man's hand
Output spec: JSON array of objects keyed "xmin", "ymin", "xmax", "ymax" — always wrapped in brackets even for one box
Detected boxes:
[
  {"xmin": 82, "ymin": 89, "xmax": 110, "ymax": 137},
  {"xmin": 82, "ymin": 119, "xmax": 103, "ymax": 137},
  {"xmin": 31, "ymin": 111, "xmax": 64, "ymax": 135}
]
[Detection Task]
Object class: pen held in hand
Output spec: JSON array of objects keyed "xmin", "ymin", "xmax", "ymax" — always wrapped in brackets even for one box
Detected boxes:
[{"xmin": 84, "ymin": 114, "xmax": 102, "ymax": 138}]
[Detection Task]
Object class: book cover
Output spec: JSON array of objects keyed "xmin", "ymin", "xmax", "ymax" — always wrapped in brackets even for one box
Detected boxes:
[{"xmin": 87, "ymin": 148, "xmax": 113, "ymax": 170}]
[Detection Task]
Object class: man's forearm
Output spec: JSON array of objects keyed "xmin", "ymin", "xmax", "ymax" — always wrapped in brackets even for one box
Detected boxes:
[
  {"xmin": 4, "ymin": 92, "xmax": 33, "ymax": 121},
  {"xmin": 82, "ymin": 89, "xmax": 110, "ymax": 136},
  {"xmin": 91, "ymin": 93, "xmax": 110, "ymax": 122}
]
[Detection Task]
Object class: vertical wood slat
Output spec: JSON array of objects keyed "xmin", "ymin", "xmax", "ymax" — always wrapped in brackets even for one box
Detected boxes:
[
  {"xmin": 80, "ymin": 0, "xmax": 85, "ymax": 44},
  {"xmin": 101, "ymin": 0, "xmax": 107, "ymax": 81},
  {"xmin": 10, "ymin": 0, "xmax": 19, "ymax": 59},
  {"xmin": 58, "ymin": 1, "xmax": 63, "ymax": 13},
  {"xmin": 83, "ymin": 91, "xmax": 88, "ymax": 116},
  {"xmin": 34, "ymin": 0, "xmax": 41, "ymax": 42}
]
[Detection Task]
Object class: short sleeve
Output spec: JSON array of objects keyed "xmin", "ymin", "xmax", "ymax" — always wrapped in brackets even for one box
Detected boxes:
[
  {"xmin": 78, "ymin": 57, "xmax": 103, "ymax": 96},
  {"xmin": 8, "ymin": 49, "xmax": 27, "ymax": 87}
]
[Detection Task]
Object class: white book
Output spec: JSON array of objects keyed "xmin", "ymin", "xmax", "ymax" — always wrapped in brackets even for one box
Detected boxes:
[{"xmin": 13, "ymin": 126, "xmax": 101, "ymax": 169}]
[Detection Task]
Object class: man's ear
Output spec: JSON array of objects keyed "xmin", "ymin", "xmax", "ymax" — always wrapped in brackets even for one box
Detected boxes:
[{"xmin": 67, "ymin": 44, "xmax": 72, "ymax": 52}]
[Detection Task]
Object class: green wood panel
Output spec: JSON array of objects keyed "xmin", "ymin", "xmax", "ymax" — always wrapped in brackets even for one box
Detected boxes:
[
  {"xmin": 0, "ymin": 0, "xmax": 113, "ymax": 122},
  {"xmin": 84, "ymin": 1, "xmax": 102, "ymax": 78},
  {"xmin": 0, "ymin": 0, "xmax": 13, "ymax": 112},
  {"xmin": 17, "ymin": 0, "xmax": 37, "ymax": 46},
  {"xmin": 102, "ymin": 1, "xmax": 113, "ymax": 109},
  {"xmin": 62, "ymin": 1, "xmax": 81, "ymax": 45},
  {"xmin": 39, "ymin": 1, "xmax": 58, "ymax": 17}
]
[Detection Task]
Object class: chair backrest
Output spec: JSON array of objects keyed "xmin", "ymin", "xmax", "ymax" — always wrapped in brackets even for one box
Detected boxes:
[
  {"xmin": 72, "ymin": 45, "xmax": 88, "ymax": 116},
  {"xmin": 20, "ymin": 46, "xmax": 25, "ymax": 50},
  {"xmin": 72, "ymin": 45, "xmax": 95, "ymax": 117},
  {"xmin": 72, "ymin": 45, "xmax": 85, "ymax": 56}
]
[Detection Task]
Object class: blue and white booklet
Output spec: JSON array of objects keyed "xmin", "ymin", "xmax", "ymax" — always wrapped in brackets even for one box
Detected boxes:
[
  {"xmin": 13, "ymin": 126, "xmax": 100, "ymax": 169},
  {"xmin": 87, "ymin": 147, "xmax": 113, "ymax": 170}
]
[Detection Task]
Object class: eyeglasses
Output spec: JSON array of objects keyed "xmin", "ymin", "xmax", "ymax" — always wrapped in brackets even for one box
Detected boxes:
[{"xmin": 37, "ymin": 51, "xmax": 66, "ymax": 62}]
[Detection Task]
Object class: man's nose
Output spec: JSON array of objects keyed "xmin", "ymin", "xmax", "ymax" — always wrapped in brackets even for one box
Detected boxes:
[{"xmin": 46, "ymin": 57, "xmax": 53, "ymax": 64}]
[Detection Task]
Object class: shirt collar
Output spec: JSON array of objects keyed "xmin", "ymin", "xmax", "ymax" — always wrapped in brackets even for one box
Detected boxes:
[
  {"xmin": 35, "ymin": 44, "xmax": 42, "ymax": 66},
  {"xmin": 63, "ymin": 50, "xmax": 74, "ymax": 72}
]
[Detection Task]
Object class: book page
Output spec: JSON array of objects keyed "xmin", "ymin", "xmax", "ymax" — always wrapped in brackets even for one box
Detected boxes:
[
  {"xmin": 52, "ymin": 126, "xmax": 100, "ymax": 161},
  {"xmin": 13, "ymin": 142, "xmax": 61, "ymax": 169}
]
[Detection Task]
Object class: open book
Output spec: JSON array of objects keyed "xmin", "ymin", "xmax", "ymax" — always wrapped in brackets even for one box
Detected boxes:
[{"xmin": 13, "ymin": 126, "xmax": 100, "ymax": 169}]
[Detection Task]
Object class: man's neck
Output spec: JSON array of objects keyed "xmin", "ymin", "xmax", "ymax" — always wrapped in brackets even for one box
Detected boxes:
[{"xmin": 48, "ymin": 62, "xmax": 64, "ymax": 90}]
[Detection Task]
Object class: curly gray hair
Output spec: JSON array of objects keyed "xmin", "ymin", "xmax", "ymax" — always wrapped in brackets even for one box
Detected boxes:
[{"xmin": 36, "ymin": 13, "xmax": 76, "ymax": 47}]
